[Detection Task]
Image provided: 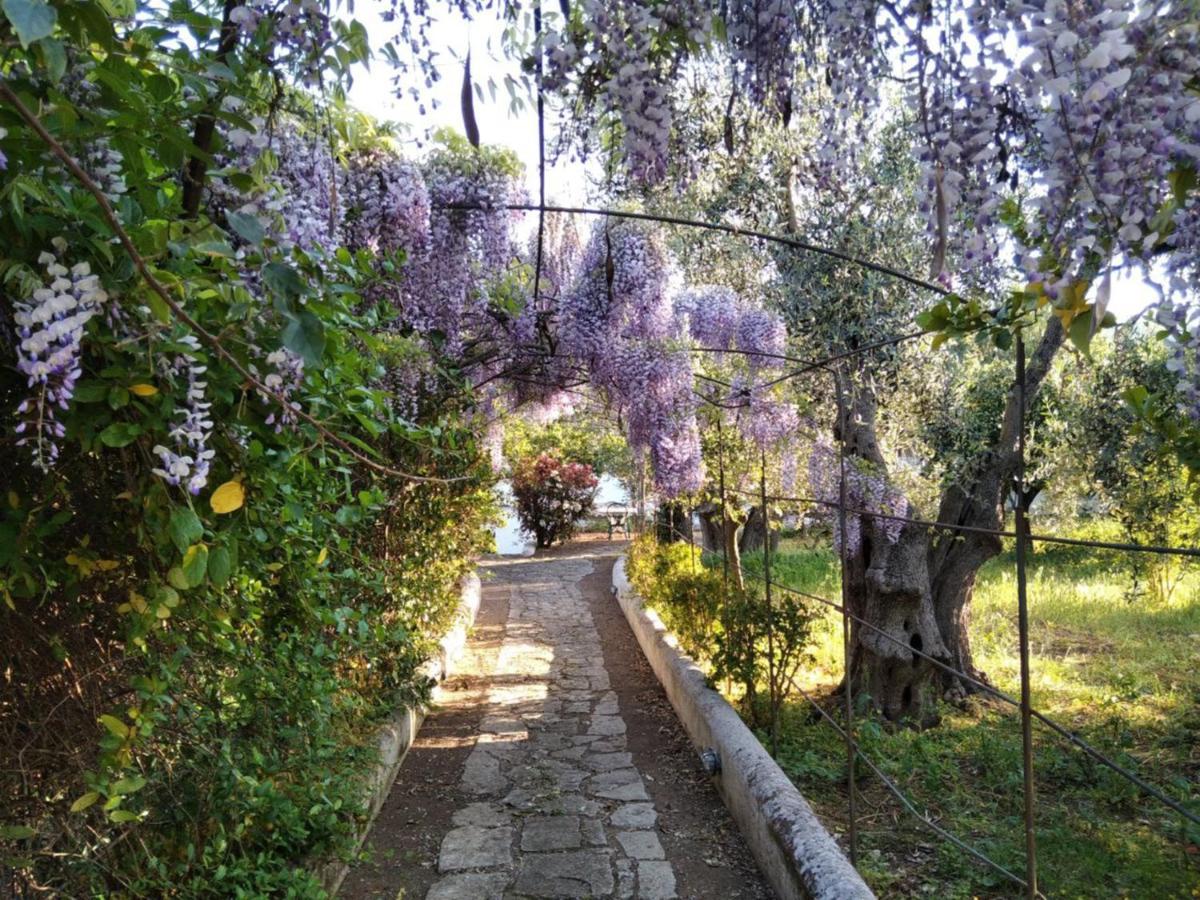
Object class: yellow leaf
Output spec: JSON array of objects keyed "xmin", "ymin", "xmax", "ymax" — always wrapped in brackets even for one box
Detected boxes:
[
  {"xmin": 210, "ymin": 480, "xmax": 245, "ymax": 514},
  {"xmin": 116, "ymin": 491, "xmax": 133, "ymax": 501},
  {"xmin": 316, "ymin": 547, "xmax": 328, "ymax": 565},
  {"xmin": 1053, "ymin": 307, "xmax": 1076, "ymax": 329},
  {"xmin": 70, "ymin": 792, "xmax": 100, "ymax": 813},
  {"xmin": 7, "ymin": 491, "xmax": 17, "ymax": 509},
  {"xmin": 128, "ymin": 591, "xmax": 148, "ymax": 614},
  {"xmin": 96, "ymin": 560, "xmax": 119, "ymax": 571},
  {"xmin": 128, "ymin": 383, "xmax": 158, "ymax": 397}
]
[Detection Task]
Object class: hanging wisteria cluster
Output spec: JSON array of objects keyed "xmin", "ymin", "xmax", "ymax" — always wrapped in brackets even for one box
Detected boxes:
[
  {"xmin": 152, "ymin": 337, "xmax": 215, "ymax": 496},
  {"xmin": 678, "ymin": 285, "xmax": 798, "ymax": 452},
  {"xmin": 231, "ymin": 0, "xmax": 334, "ymax": 83},
  {"xmin": 13, "ymin": 249, "xmax": 109, "ymax": 472},
  {"xmin": 559, "ymin": 219, "xmax": 705, "ymax": 495},
  {"xmin": 807, "ymin": 438, "xmax": 907, "ymax": 555},
  {"xmin": 212, "ymin": 118, "xmax": 342, "ymax": 256},
  {"xmin": 341, "ymin": 148, "xmax": 430, "ymax": 257},
  {"xmin": 544, "ymin": 0, "xmax": 713, "ymax": 184},
  {"xmin": 725, "ymin": 0, "xmax": 797, "ymax": 120}
]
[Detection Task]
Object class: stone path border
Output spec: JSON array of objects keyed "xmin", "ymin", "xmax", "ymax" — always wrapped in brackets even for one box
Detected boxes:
[{"xmin": 613, "ymin": 556, "xmax": 875, "ymax": 900}]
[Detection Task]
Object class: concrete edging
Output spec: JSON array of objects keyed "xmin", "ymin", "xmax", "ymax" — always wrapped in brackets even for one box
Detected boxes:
[
  {"xmin": 613, "ymin": 556, "xmax": 874, "ymax": 900},
  {"xmin": 318, "ymin": 571, "xmax": 483, "ymax": 896}
]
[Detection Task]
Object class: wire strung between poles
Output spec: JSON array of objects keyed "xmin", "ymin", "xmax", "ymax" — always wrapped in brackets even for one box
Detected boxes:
[
  {"xmin": 729, "ymin": 488, "xmax": 1200, "ymax": 559},
  {"xmin": 732, "ymin": 565, "xmax": 1200, "ymax": 828},
  {"xmin": 783, "ymin": 671, "xmax": 1039, "ymax": 895},
  {"xmin": 437, "ymin": 202, "xmax": 953, "ymax": 296}
]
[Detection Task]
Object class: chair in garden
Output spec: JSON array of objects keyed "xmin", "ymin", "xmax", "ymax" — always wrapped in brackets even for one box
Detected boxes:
[{"xmin": 605, "ymin": 502, "xmax": 630, "ymax": 540}]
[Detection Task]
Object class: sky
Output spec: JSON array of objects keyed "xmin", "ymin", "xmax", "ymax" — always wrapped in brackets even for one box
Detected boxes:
[{"xmin": 344, "ymin": 2, "xmax": 1163, "ymax": 323}]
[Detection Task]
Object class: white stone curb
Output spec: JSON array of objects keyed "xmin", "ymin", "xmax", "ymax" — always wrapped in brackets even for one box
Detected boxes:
[
  {"xmin": 613, "ymin": 556, "xmax": 874, "ymax": 900},
  {"xmin": 318, "ymin": 571, "xmax": 483, "ymax": 896}
]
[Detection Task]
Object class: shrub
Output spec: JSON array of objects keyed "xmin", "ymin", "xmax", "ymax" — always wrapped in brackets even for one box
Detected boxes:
[
  {"xmin": 511, "ymin": 453, "xmax": 599, "ymax": 547},
  {"xmin": 626, "ymin": 535, "xmax": 818, "ymax": 730}
]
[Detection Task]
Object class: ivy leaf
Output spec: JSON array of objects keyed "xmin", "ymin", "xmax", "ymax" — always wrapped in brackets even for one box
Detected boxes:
[
  {"xmin": 226, "ymin": 210, "xmax": 265, "ymax": 245},
  {"xmin": 2, "ymin": 0, "xmax": 57, "ymax": 48},
  {"xmin": 168, "ymin": 508, "xmax": 203, "ymax": 553},
  {"xmin": 210, "ymin": 481, "xmax": 244, "ymax": 515},
  {"xmin": 99, "ymin": 422, "xmax": 141, "ymax": 448},
  {"xmin": 182, "ymin": 544, "xmax": 208, "ymax": 587},
  {"xmin": 282, "ymin": 310, "xmax": 326, "ymax": 366}
]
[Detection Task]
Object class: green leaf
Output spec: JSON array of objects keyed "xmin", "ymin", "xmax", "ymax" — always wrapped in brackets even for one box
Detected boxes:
[
  {"xmin": 38, "ymin": 36, "xmax": 66, "ymax": 82},
  {"xmin": 167, "ymin": 566, "xmax": 190, "ymax": 591},
  {"xmin": 70, "ymin": 791, "xmax": 100, "ymax": 813},
  {"xmin": 2, "ymin": 0, "xmax": 57, "ymax": 47},
  {"xmin": 208, "ymin": 545, "xmax": 233, "ymax": 586},
  {"xmin": 1068, "ymin": 309, "xmax": 1095, "ymax": 357},
  {"xmin": 0, "ymin": 824, "xmax": 36, "ymax": 840},
  {"xmin": 109, "ymin": 809, "xmax": 140, "ymax": 823},
  {"xmin": 112, "ymin": 776, "xmax": 146, "ymax": 795},
  {"xmin": 98, "ymin": 714, "xmax": 129, "ymax": 739},
  {"xmin": 182, "ymin": 544, "xmax": 208, "ymax": 587},
  {"xmin": 282, "ymin": 310, "xmax": 325, "ymax": 366},
  {"xmin": 98, "ymin": 422, "xmax": 141, "ymax": 448},
  {"xmin": 262, "ymin": 262, "xmax": 305, "ymax": 299},
  {"xmin": 168, "ymin": 508, "xmax": 203, "ymax": 554},
  {"xmin": 226, "ymin": 210, "xmax": 265, "ymax": 245}
]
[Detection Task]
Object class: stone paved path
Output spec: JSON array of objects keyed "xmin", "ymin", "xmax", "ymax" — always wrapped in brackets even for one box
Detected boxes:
[
  {"xmin": 340, "ymin": 542, "xmax": 773, "ymax": 900},
  {"xmin": 428, "ymin": 553, "xmax": 676, "ymax": 900}
]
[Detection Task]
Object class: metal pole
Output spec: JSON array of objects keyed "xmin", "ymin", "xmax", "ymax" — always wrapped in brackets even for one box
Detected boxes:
[
  {"xmin": 717, "ymin": 417, "xmax": 730, "ymax": 588},
  {"xmin": 834, "ymin": 367, "xmax": 859, "ymax": 867},
  {"xmin": 761, "ymin": 448, "xmax": 778, "ymax": 758},
  {"xmin": 1015, "ymin": 335, "xmax": 1039, "ymax": 898}
]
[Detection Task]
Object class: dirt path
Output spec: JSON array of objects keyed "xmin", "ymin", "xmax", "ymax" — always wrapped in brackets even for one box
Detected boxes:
[{"xmin": 339, "ymin": 542, "xmax": 773, "ymax": 900}]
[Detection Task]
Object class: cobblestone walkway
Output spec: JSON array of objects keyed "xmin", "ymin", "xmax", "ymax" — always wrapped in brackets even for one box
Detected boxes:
[{"xmin": 427, "ymin": 554, "xmax": 678, "ymax": 900}]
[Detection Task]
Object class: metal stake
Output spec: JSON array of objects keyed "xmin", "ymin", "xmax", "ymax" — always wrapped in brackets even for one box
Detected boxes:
[
  {"xmin": 834, "ymin": 367, "xmax": 859, "ymax": 867},
  {"xmin": 1015, "ymin": 335, "xmax": 1039, "ymax": 898},
  {"xmin": 761, "ymin": 448, "xmax": 779, "ymax": 758}
]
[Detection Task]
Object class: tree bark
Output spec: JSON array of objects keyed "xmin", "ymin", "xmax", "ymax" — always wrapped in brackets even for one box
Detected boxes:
[
  {"xmin": 839, "ymin": 380, "xmax": 947, "ymax": 723},
  {"xmin": 839, "ymin": 317, "xmax": 1064, "ymax": 721},
  {"xmin": 927, "ymin": 318, "xmax": 1065, "ymax": 696},
  {"xmin": 738, "ymin": 505, "xmax": 779, "ymax": 554},
  {"xmin": 181, "ymin": 0, "xmax": 243, "ymax": 219},
  {"xmin": 696, "ymin": 502, "xmax": 723, "ymax": 552}
]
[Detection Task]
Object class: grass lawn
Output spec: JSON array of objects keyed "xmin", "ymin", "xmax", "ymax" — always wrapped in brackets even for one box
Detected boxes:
[{"xmin": 733, "ymin": 537, "xmax": 1200, "ymax": 899}]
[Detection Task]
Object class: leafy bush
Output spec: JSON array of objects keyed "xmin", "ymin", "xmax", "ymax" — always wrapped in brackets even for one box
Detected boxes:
[
  {"xmin": 511, "ymin": 453, "xmax": 599, "ymax": 547},
  {"xmin": 626, "ymin": 535, "xmax": 818, "ymax": 729},
  {"xmin": 0, "ymin": 15, "xmax": 497, "ymax": 895}
]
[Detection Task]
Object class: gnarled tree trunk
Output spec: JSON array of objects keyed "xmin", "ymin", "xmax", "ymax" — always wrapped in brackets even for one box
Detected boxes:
[{"xmin": 840, "ymin": 319, "xmax": 1064, "ymax": 722}]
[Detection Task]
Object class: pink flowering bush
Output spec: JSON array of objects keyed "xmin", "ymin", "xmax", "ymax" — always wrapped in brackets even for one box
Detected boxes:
[{"xmin": 511, "ymin": 453, "xmax": 599, "ymax": 548}]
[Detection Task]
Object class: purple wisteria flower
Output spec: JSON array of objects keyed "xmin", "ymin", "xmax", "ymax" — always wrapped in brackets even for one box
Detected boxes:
[
  {"xmin": 807, "ymin": 437, "xmax": 906, "ymax": 555},
  {"xmin": 13, "ymin": 251, "xmax": 109, "ymax": 471},
  {"xmin": 152, "ymin": 336, "xmax": 215, "ymax": 495},
  {"xmin": 260, "ymin": 348, "xmax": 305, "ymax": 432}
]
